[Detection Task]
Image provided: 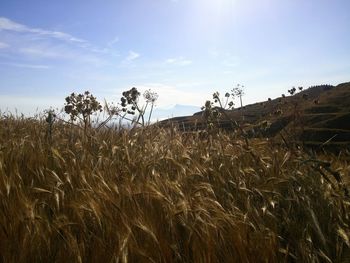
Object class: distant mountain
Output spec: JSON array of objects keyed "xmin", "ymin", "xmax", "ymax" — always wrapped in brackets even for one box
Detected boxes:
[{"xmin": 151, "ymin": 104, "xmax": 201, "ymax": 122}]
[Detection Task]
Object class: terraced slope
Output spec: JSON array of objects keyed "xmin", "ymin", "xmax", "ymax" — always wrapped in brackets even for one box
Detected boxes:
[
  {"xmin": 295, "ymin": 82, "xmax": 350, "ymax": 148},
  {"xmin": 159, "ymin": 82, "xmax": 350, "ymax": 149}
]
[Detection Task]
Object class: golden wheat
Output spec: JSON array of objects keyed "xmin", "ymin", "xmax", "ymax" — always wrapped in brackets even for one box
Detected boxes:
[{"xmin": 0, "ymin": 115, "xmax": 349, "ymax": 262}]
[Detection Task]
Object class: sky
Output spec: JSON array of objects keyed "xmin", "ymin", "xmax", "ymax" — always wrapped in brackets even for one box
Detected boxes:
[{"xmin": 0, "ymin": 0, "xmax": 350, "ymax": 118}]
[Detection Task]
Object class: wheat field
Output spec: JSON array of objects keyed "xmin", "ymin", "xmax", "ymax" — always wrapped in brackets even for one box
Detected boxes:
[{"xmin": 0, "ymin": 115, "xmax": 349, "ymax": 262}]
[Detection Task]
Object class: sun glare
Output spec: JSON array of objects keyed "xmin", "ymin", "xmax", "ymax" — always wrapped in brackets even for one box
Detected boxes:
[
  {"xmin": 189, "ymin": 0, "xmax": 238, "ymax": 40},
  {"xmin": 198, "ymin": 0, "xmax": 237, "ymax": 15}
]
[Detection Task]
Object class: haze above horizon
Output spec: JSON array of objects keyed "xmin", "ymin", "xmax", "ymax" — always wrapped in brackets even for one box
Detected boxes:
[{"xmin": 0, "ymin": 0, "xmax": 350, "ymax": 117}]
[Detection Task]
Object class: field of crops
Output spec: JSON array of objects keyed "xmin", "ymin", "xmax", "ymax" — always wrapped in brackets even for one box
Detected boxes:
[{"xmin": 0, "ymin": 115, "xmax": 349, "ymax": 262}]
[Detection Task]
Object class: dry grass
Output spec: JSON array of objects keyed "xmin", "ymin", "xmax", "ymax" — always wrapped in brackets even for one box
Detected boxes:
[{"xmin": 0, "ymin": 114, "xmax": 349, "ymax": 262}]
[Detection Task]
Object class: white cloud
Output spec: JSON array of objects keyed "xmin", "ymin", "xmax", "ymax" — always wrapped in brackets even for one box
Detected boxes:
[
  {"xmin": 0, "ymin": 17, "xmax": 109, "ymax": 66},
  {"xmin": 208, "ymin": 48, "xmax": 220, "ymax": 58},
  {"xmin": 208, "ymin": 49, "xmax": 240, "ymax": 68},
  {"xmin": 132, "ymin": 83, "xmax": 206, "ymax": 107},
  {"xmin": 166, "ymin": 56, "xmax": 192, "ymax": 66},
  {"xmin": 0, "ymin": 16, "xmax": 111, "ymax": 62},
  {"xmin": 126, "ymin": 50, "xmax": 140, "ymax": 61},
  {"xmin": 0, "ymin": 17, "xmax": 26, "ymax": 31},
  {"xmin": 0, "ymin": 62, "xmax": 50, "ymax": 69},
  {"xmin": 0, "ymin": 17, "xmax": 87, "ymax": 44},
  {"xmin": 0, "ymin": 94, "xmax": 62, "ymax": 116},
  {"xmin": 108, "ymin": 36, "xmax": 119, "ymax": 47},
  {"xmin": 0, "ymin": 42, "xmax": 9, "ymax": 49},
  {"xmin": 15, "ymin": 43, "xmax": 106, "ymax": 66},
  {"xmin": 223, "ymin": 55, "xmax": 240, "ymax": 68},
  {"xmin": 19, "ymin": 46, "xmax": 63, "ymax": 58}
]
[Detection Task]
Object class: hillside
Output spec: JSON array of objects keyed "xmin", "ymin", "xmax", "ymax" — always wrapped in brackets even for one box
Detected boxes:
[{"xmin": 159, "ymin": 82, "xmax": 350, "ymax": 150}]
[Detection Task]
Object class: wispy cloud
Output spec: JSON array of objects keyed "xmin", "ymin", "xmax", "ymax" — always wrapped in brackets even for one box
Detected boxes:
[
  {"xmin": 0, "ymin": 94, "xmax": 62, "ymax": 116},
  {"xmin": 208, "ymin": 49, "xmax": 240, "ymax": 68},
  {"xmin": 107, "ymin": 36, "xmax": 119, "ymax": 47},
  {"xmin": 166, "ymin": 56, "xmax": 192, "ymax": 66},
  {"xmin": 0, "ymin": 42, "xmax": 9, "ymax": 49},
  {"xmin": 133, "ymin": 83, "xmax": 206, "ymax": 107},
  {"xmin": 19, "ymin": 46, "xmax": 63, "ymax": 58},
  {"xmin": 223, "ymin": 55, "xmax": 240, "ymax": 68},
  {"xmin": 0, "ymin": 17, "xmax": 87, "ymax": 45},
  {"xmin": 0, "ymin": 17, "xmax": 110, "ymax": 67},
  {"xmin": 0, "ymin": 62, "xmax": 50, "ymax": 69},
  {"xmin": 126, "ymin": 50, "xmax": 140, "ymax": 61}
]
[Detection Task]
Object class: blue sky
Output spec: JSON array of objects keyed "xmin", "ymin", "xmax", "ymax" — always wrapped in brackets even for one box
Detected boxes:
[{"xmin": 0, "ymin": 0, "xmax": 350, "ymax": 117}]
